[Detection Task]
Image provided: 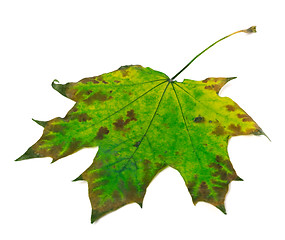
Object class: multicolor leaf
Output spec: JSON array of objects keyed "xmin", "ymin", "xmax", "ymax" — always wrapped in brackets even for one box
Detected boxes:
[{"xmin": 16, "ymin": 26, "xmax": 266, "ymax": 222}]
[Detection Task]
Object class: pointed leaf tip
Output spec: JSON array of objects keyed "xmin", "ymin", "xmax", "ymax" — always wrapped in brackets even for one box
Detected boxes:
[
  {"xmin": 32, "ymin": 118, "xmax": 47, "ymax": 127},
  {"xmin": 15, "ymin": 147, "xmax": 41, "ymax": 161},
  {"xmin": 226, "ymin": 77, "xmax": 237, "ymax": 82},
  {"xmin": 252, "ymin": 129, "xmax": 271, "ymax": 141},
  {"xmin": 235, "ymin": 176, "xmax": 244, "ymax": 181},
  {"xmin": 137, "ymin": 202, "xmax": 143, "ymax": 208},
  {"xmin": 216, "ymin": 204, "xmax": 227, "ymax": 214},
  {"xmin": 72, "ymin": 175, "xmax": 84, "ymax": 182},
  {"xmin": 51, "ymin": 79, "xmax": 68, "ymax": 97},
  {"xmin": 91, "ymin": 210, "xmax": 103, "ymax": 224}
]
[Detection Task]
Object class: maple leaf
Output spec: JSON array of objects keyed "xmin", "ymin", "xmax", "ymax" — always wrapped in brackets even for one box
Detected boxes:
[{"xmin": 16, "ymin": 26, "xmax": 266, "ymax": 222}]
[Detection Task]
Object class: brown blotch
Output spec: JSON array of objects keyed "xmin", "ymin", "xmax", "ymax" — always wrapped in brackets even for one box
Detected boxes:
[
  {"xmin": 113, "ymin": 118, "xmax": 126, "ymax": 131},
  {"xmin": 49, "ymin": 145, "xmax": 63, "ymax": 161},
  {"xmin": 112, "ymin": 190, "xmax": 121, "ymax": 201},
  {"xmin": 189, "ymin": 179, "xmax": 213, "ymax": 204},
  {"xmin": 84, "ymin": 91, "xmax": 113, "ymax": 104},
  {"xmin": 216, "ymin": 155, "xmax": 223, "ymax": 162},
  {"xmin": 210, "ymin": 157, "xmax": 237, "ymax": 201},
  {"xmin": 133, "ymin": 141, "xmax": 141, "ymax": 147},
  {"xmin": 212, "ymin": 125, "xmax": 227, "ymax": 136},
  {"xmin": 96, "ymin": 75, "xmax": 104, "ymax": 82},
  {"xmin": 78, "ymin": 113, "xmax": 92, "ymax": 122},
  {"xmin": 205, "ymin": 84, "xmax": 220, "ymax": 93},
  {"xmin": 95, "ymin": 126, "xmax": 109, "ymax": 140},
  {"xmin": 237, "ymin": 113, "xmax": 253, "ymax": 122},
  {"xmin": 196, "ymin": 182, "xmax": 212, "ymax": 203},
  {"xmin": 187, "ymin": 174, "xmax": 198, "ymax": 193},
  {"xmin": 113, "ymin": 110, "xmax": 137, "ymax": 131},
  {"xmin": 226, "ymin": 105, "xmax": 236, "ymax": 111},
  {"xmin": 81, "ymin": 77, "xmax": 99, "ymax": 84},
  {"xmin": 193, "ymin": 116, "xmax": 205, "ymax": 123},
  {"xmin": 63, "ymin": 140, "xmax": 82, "ymax": 157},
  {"xmin": 212, "ymin": 186, "xmax": 228, "ymax": 203},
  {"xmin": 228, "ymin": 124, "xmax": 243, "ymax": 136},
  {"xmin": 48, "ymin": 122, "xmax": 65, "ymax": 133},
  {"xmin": 33, "ymin": 136, "xmax": 67, "ymax": 162},
  {"xmin": 93, "ymin": 159, "xmax": 104, "ymax": 168},
  {"xmin": 127, "ymin": 109, "xmax": 136, "ymax": 120},
  {"xmin": 120, "ymin": 69, "xmax": 129, "ymax": 77},
  {"xmin": 209, "ymin": 155, "xmax": 237, "ymax": 189}
]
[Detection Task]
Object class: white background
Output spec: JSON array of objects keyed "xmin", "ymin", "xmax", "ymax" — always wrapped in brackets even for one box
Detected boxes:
[{"xmin": 1, "ymin": 0, "xmax": 284, "ymax": 239}]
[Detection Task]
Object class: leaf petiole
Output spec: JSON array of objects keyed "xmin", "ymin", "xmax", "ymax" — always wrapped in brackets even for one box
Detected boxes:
[{"xmin": 170, "ymin": 26, "xmax": 256, "ymax": 81}]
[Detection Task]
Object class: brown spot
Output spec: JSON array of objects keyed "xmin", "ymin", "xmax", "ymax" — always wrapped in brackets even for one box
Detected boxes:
[
  {"xmin": 33, "ymin": 131, "xmax": 81, "ymax": 162},
  {"xmin": 113, "ymin": 110, "xmax": 137, "ymax": 131},
  {"xmin": 114, "ymin": 80, "xmax": 121, "ymax": 83},
  {"xmin": 120, "ymin": 69, "xmax": 129, "ymax": 77},
  {"xmin": 133, "ymin": 141, "xmax": 141, "ymax": 147},
  {"xmin": 113, "ymin": 118, "xmax": 126, "ymax": 131},
  {"xmin": 193, "ymin": 116, "xmax": 205, "ymax": 123},
  {"xmin": 202, "ymin": 78, "xmax": 209, "ymax": 83},
  {"xmin": 49, "ymin": 145, "xmax": 63, "ymax": 161},
  {"xmin": 228, "ymin": 124, "xmax": 243, "ymax": 136},
  {"xmin": 212, "ymin": 125, "xmax": 227, "ymax": 136},
  {"xmin": 127, "ymin": 109, "xmax": 136, "ymax": 120},
  {"xmin": 216, "ymin": 155, "xmax": 223, "ymax": 162},
  {"xmin": 140, "ymin": 159, "xmax": 163, "ymax": 189},
  {"xmin": 187, "ymin": 175, "xmax": 198, "ymax": 193},
  {"xmin": 205, "ymin": 84, "xmax": 220, "ymax": 92},
  {"xmin": 81, "ymin": 77, "xmax": 99, "ymax": 84},
  {"xmin": 226, "ymin": 105, "xmax": 236, "ymax": 111},
  {"xmin": 93, "ymin": 159, "xmax": 104, "ymax": 168},
  {"xmin": 47, "ymin": 121, "xmax": 65, "ymax": 133},
  {"xmin": 195, "ymin": 182, "xmax": 212, "ymax": 203},
  {"xmin": 84, "ymin": 91, "xmax": 113, "ymax": 104},
  {"xmin": 209, "ymin": 155, "xmax": 237, "ymax": 181},
  {"xmin": 96, "ymin": 75, "xmax": 104, "ymax": 82},
  {"xmin": 95, "ymin": 127, "xmax": 109, "ymax": 140},
  {"xmin": 63, "ymin": 140, "xmax": 82, "ymax": 157},
  {"xmin": 212, "ymin": 186, "xmax": 228, "ymax": 203},
  {"xmin": 208, "ymin": 156, "xmax": 237, "ymax": 203},
  {"xmin": 78, "ymin": 113, "xmax": 92, "ymax": 122},
  {"xmin": 112, "ymin": 190, "xmax": 121, "ymax": 201},
  {"xmin": 124, "ymin": 180, "xmax": 142, "ymax": 202},
  {"xmin": 187, "ymin": 181, "xmax": 196, "ymax": 194},
  {"xmin": 237, "ymin": 114, "xmax": 253, "ymax": 122}
]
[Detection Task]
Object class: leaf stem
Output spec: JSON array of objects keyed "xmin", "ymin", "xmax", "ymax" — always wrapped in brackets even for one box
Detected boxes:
[{"xmin": 170, "ymin": 26, "xmax": 256, "ymax": 81}]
